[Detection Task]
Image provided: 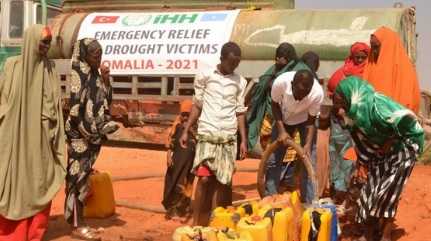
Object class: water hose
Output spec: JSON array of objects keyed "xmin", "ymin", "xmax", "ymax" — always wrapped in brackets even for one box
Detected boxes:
[
  {"xmin": 111, "ymin": 166, "xmax": 259, "ymax": 182},
  {"xmin": 256, "ymin": 138, "xmax": 318, "ymax": 201}
]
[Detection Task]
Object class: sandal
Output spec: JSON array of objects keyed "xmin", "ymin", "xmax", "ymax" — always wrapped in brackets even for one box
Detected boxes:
[
  {"xmin": 71, "ymin": 227, "xmax": 101, "ymax": 241},
  {"xmin": 101, "ymin": 121, "xmax": 119, "ymax": 135}
]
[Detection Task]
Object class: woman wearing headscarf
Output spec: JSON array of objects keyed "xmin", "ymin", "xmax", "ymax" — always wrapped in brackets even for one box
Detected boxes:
[
  {"xmin": 363, "ymin": 26, "xmax": 421, "ymax": 113},
  {"xmin": 332, "ymin": 77, "xmax": 424, "ymax": 241},
  {"xmin": 162, "ymin": 99, "xmax": 196, "ymax": 222},
  {"xmin": 328, "ymin": 42, "xmax": 370, "ymax": 95},
  {"xmin": 0, "ymin": 25, "xmax": 66, "ymax": 241},
  {"xmin": 326, "ymin": 42, "xmax": 370, "ymax": 200},
  {"xmin": 247, "ymin": 42, "xmax": 310, "ymax": 151},
  {"xmin": 64, "ymin": 38, "xmax": 118, "ymax": 240}
]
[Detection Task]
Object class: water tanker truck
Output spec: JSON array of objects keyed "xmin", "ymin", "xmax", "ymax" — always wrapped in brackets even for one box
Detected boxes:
[{"xmin": 1, "ymin": 0, "xmax": 422, "ymax": 145}]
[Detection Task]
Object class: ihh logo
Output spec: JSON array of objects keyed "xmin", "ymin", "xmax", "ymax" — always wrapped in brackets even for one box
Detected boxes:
[{"xmin": 122, "ymin": 15, "xmax": 153, "ymax": 26}]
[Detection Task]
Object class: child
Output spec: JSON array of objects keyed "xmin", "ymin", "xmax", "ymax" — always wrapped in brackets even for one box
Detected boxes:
[
  {"xmin": 162, "ymin": 100, "xmax": 196, "ymax": 222},
  {"xmin": 180, "ymin": 42, "xmax": 248, "ymax": 226}
]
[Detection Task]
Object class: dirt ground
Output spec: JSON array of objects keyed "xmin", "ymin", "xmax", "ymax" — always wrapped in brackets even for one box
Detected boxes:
[{"xmin": 44, "ymin": 146, "xmax": 431, "ymax": 241}]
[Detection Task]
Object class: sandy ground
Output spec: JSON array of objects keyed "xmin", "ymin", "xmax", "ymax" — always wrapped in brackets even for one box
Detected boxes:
[{"xmin": 44, "ymin": 146, "xmax": 431, "ymax": 241}]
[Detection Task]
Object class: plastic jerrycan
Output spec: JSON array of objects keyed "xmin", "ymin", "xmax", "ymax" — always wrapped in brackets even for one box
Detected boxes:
[
  {"xmin": 83, "ymin": 171, "xmax": 115, "ymax": 218},
  {"xmin": 172, "ymin": 226, "xmax": 194, "ymax": 241},
  {"xmin": 300, "ymin": 208, "xmax": 332, "ymax": 241},
  {"xmin": 237, "ymin": 202, "xmax": 260, "ymax": 217},
  {"xmin": 237, "ymin": 216, "xmax": 272, "ymax": 241},
  {"xmin": 210, "ymin": 206, "xmax": 241, "ymax": 229},
  {"xmin": 320, "ymin": 204, "xmax": 338, "ymax": 241},
  {"xmin": 257, "ymin": 204, "xmax": 274, "ymax": 218},
  {"xmin": 217, "ymin": 229, "xmax": 254, "ymax": 241},
  {"xmin": 181, "ymin": 231, "xmax": 217, "ymax": 241},
  {"xmin": 174, "ymin": 226, "xmax": 217, "ymax": 241},
  {"xmin": 262, "ymin": 207, "xmax": 295, "ymax": 241}
]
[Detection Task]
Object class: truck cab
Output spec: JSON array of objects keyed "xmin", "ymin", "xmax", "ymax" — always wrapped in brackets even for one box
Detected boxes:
[{"xmin": 0, "ymin": 0, "xmax": 62, "ymax": 70}]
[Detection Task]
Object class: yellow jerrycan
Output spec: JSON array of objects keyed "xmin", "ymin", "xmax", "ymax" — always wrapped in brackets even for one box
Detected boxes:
[
  {"xmin": 236, "ymin": 202, "xmax": 260, "ymax": 217},
  {"xmin": 174, "ymin": 226, "xmax": 217, "ymax": 241},
  {"xmin": 237, "ymin": 216, "xmax": 272, "ymax": 241},
  {"xmin": 300, "ymin": 208, "xmax": 332, "ymax": 241},
  {"xmin": 260, "ymin": 207, "xmax": 295, "ymax": 241},
  {"xmin": 83, "ymin": 171, "xmax": 115, "ymax": 218},
  {"xmin": 209, "ymin": 206, "xmax": 241, "ymax": 229},
  {"xmin": 257, "ymin": 204, "xmax": 273, "ymax": 218},
  {"xmin": 217, "ymin": 229, "xmax": 254, "ymax": 241},
  {"xmin": 172, "ymin": 226, "xmax": 194, "ymax": 241}
]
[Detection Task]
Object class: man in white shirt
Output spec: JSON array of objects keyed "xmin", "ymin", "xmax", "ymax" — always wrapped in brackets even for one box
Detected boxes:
[
  {"xmin": 266, "ymin": 69, "xmax": 324, "ymax": 203},
  {"xmin": 180, "ymin": 42, "xmax": 247, "ymax": 226}
]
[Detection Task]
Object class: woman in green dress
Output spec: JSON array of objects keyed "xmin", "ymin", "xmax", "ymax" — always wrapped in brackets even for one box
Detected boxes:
[{"xmin": 332, "ymin": 77, "xmax": 424, "ymax": 241}]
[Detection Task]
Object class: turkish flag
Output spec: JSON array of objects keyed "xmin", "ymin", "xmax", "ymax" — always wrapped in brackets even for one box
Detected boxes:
[{"xmin": 92, "ymin": 16, "xmax": 119, "ymax": 24}]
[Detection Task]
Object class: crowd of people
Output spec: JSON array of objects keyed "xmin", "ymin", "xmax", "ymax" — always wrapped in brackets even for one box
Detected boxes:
[
  {"xmin": 162, "ymin": 26, "xmax": 424, "ymax": 241},
  {"xmin": 0, "ymin": 23, "xmax": 424, "ymax": 241},
  {"xmin": 0, "ymin": 26, "xmax": 118, "ymax": 241}
]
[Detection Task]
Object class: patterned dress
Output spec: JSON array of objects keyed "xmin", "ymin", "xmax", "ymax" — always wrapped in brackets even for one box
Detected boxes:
[
  {"xmin": 334, "ymin": 77, "xmax": 424, "ymax": 223},
  {"xmin": 64, "ymin": 38, "xmax": 117, "ymax": 227},
  {"xmin": 329, "ymin": 117, "xmax": 354, "ymax": 192}
]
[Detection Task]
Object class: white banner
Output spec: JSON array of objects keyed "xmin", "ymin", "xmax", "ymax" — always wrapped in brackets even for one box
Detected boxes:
[{"xmin": 77, "ymin": 10, "xmax": 240, "ymax": 75}]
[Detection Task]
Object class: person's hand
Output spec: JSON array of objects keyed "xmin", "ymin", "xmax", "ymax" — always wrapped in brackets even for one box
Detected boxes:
[
  {"xmin": 239, "ymin": 141, "xmax": 247, "ymax": 160},
  {"xmin": 100, "ymin": 65, "xmax": 110, "ymax": 87},
  {"xmin": 382, "ymin": 139, "xmax": 394, "ymax": 153},
  {"xmin": 84, "ymin": 170, "xmax": 98, "ymax": 203},
  {"xmin": 377, "ymin": 138, "xmax": 396, "ymax": 156},
  {"xmin": 277, "ymin": 131, "xmax": 291, "ymax": 146},
  {"xmin": 179, "ymin": 131, "xmax": 188, "ymax": 149},
  {"xmin": 303, "ymin": 143, "xmax": 312, "ymax": 159},
  {"xmin": 352, "ymin": 162, "xmax": 368, "ymax": 184}
]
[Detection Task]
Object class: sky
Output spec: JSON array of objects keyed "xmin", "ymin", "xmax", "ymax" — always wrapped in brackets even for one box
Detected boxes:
[{"xmin": 296, "ymin": 0, "xmax": 431, "ymax": 91}]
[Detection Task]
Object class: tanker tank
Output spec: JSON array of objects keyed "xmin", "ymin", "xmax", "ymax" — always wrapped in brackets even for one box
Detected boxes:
[{"xmin": 48, "ymin": 7, "xmax": 416, "ymax": 66}]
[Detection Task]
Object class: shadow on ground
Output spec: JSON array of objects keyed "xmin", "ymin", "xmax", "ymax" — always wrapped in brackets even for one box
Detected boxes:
[{"xmin": 44, "ymin": 214, "xmax": 127, "ymax": 241}]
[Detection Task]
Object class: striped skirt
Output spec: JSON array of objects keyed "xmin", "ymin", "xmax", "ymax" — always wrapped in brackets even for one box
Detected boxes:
[
  {"xmin": 351, "ymin": 130, "xmax": 419, "ymax": 223},
  {"xmin": 192, "ymin": 134, "xmax": 237, "ymax": 185}
]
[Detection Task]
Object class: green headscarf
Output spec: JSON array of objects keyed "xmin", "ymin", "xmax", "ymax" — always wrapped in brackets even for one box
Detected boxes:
[
  {"xmin": 0, "ymin": 25, "xmax": 66, "ymax": 220},
  {"xmin": 335, "ymin": 76, "xmax": 424, "ymax": 153},
  {"xmin": 247, "ymin": 60, "xmax": 310, "ymax": 149}
]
